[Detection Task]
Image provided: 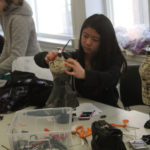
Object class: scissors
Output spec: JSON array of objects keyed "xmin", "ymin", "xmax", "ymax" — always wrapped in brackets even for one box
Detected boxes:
[
  {"xmin": 75, "ymin": 125, "xmax": 92, "ymax": 145},
  {"xmin": 111, "ymin": 119, "xmax": 129, "ymax": 127},
  {"xmin": 111, "ymin": 119, "xmax": 139, "ymax": 129}
]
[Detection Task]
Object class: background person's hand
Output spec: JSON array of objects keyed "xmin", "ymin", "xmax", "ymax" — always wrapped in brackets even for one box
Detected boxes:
[
  {"xmin": 45, "ymin": 50, "xmax": 58, "ymax": 64},
  {"xmin": 64, "ymin": 58, "xmax": 86, "ymax": 79}
]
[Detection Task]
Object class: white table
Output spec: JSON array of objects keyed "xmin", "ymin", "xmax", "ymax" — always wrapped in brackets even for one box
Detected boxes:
[
  {"xmin": 0, "ymin": 98, "xmax": 150, "ymax": 150},
  {"xmin": 71, "ymin": 98, "xmax": 150, "ymax": 150}
]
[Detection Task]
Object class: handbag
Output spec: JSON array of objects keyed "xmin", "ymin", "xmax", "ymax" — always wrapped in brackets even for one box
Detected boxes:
[{"xmin": 91, "ymin": 120, "xmax": 127, "ymax": 150}]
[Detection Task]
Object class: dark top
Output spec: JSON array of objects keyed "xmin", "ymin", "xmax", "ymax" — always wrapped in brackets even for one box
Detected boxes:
[{"xmin": 34, "ymin": 51, "xmax": 124, "ymax": 107}]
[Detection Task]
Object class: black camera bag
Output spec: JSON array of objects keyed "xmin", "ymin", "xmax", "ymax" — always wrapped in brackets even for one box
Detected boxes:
[{"xmin": 91, "ymin": 120, "xmax": 127, "ymax": 150}]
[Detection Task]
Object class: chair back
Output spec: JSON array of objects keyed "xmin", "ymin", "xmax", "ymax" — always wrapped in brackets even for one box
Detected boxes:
[{"xmin": 120, "ymin": 65, "xmax": 144, "ymax": 108}]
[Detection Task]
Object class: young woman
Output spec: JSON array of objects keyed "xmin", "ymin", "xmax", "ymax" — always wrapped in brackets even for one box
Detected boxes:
[
  {"xmin": 34, "ymin": 14, "xmax": 127, "ymax": 107},
  {"xmin": 0, "ymin": 0, "xmax": 41, "ymax": 74}
]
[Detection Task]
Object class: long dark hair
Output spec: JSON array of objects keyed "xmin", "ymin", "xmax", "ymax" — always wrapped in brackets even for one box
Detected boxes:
[{"xmin": 78, "ymin": 14, "xmax": 127, "ymax": 73}]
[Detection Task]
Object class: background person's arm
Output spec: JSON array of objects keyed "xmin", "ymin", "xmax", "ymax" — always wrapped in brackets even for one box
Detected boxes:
[{"xmin": 0, "ymin": 16, "xmax": 32, "ymax": 74}]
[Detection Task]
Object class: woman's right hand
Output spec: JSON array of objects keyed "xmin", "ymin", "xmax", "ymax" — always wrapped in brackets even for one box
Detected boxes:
[{"xmin": 45, "ymin": 50, "xmax": 58, "ymax": 64}]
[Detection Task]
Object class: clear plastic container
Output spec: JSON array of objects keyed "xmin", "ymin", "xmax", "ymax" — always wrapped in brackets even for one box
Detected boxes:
[{"xmin": 7, "ymin": 107, "xmax": 72, "ymax": 150}]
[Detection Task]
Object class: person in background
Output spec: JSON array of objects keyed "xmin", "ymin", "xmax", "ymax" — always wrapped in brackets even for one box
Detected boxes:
[
  {"xmin": 0, "ymin": 0, "xmax": 41, "ymax": 74},
  {"xmin": 34, "ymin": 14, "xmax": 127, "ymax": 107}
]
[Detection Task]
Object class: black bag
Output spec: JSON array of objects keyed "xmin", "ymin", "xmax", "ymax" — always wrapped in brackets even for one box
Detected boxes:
[
  {"xmin": 91, "ymin": 120, "xmax": 127, "ymax": 150},
  {"xmin": 0, "ymin": 71, "xmax": 53, "ymax": 113}
]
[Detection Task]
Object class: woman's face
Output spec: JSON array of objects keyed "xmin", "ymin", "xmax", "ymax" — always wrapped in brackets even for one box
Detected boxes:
[
  {"xmin": 81, "ymin": 27, "xmax": 100, "ymax": 57},
  {"xmin": 0, "ymin": 0, "xmax": 8, "ymax": 12}
]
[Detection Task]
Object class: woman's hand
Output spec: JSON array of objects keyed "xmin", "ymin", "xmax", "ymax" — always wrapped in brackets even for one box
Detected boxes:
[
  {"xmin": 45, "ymin": 50, "xmax": 58, "ymax": 64},
  {"xmin": 64, "ymin": 58, "xmax": 86, "ymax": 79}
]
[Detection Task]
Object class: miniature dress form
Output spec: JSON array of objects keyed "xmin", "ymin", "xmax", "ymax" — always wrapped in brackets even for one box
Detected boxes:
[
  {"xmin": 139, "ymin": 47, "xmax": 150, "ymax": 106},
  {"xmin": 45, "ymin": 51, "xmax": 79, "ymax": 108}
]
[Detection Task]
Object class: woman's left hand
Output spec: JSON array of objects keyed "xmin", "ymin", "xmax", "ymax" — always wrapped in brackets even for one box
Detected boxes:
[{"xmin": 64, "ymin": 58, "xmax": 86, "ymax": 79}]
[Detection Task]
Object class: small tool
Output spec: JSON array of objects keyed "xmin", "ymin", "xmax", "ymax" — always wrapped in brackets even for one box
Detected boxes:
[
  {"xmin": 51, "ymin": 39, "xmax": 71, "ymax": 61},
  {"xmin": 111, "ymin": 119, "xmax": 129, "ymax": 127},
  {"xmin": 62, "ymin": 39, "xmax": 71, "ymax": 52},
  {"xmin": 100, "ymin": 115, "xmax": 107, "ymax": 119},
  {"xmin": 111, "ymin": 119, "xmax": 139, "ymax": 129},
  {"xmin": 58, "ymin": 39, "xmax": 71, "ymax": 57},
  {"xmin": 75, "ymin": 125, "xmax": 92, "ymax": 145}
]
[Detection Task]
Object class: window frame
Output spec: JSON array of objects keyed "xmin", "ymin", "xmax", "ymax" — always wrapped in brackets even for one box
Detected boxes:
[{"xmin": 30, "ymin": 0, "xmax": 86, "ymax": 49}]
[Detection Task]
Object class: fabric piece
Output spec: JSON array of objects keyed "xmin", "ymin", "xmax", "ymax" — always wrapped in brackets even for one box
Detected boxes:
[{"xmin": 46, "ymin": 73, "xmax": 79, "ymax": 108}]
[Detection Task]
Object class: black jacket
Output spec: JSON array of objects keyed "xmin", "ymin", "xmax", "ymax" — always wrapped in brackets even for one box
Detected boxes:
[{"xmin": 34, "ymin": 51, "xmax": 124, "ymax": 107}]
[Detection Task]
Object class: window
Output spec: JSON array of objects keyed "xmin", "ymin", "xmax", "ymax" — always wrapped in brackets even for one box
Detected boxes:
[
  {"xmin": 104, "ymin": 0, "xmax": 150, "ymax": 54},
  {"xmin": 26, "ymin": 0, "xmax": 86, "ymax": 48},
  {"xmin": 105, "ymin": 0, "xmax": 149, "ymax": 28},
  {"xmin": 27, "ymin": 0, "xmax": 73, "ymax": 40}
]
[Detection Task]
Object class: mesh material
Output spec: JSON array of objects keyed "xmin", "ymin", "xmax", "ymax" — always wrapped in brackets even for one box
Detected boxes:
[{"xmin": 139, "ymin": 56, "xmax": 150, "ymax": 105}]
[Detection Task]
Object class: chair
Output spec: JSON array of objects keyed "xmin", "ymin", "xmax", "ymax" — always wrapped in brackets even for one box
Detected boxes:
[
  {"xmin": 0, "ymin": 35, "xmax": 4, "ymax": 54},
  {"xmin": 119, "ymin": 65, "xmax": 146, "ymax": 110}
]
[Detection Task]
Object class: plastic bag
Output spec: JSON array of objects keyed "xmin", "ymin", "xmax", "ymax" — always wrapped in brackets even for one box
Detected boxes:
[{"xmin": 115, "ymin": 25, "xmax": 150, "ymax": 54}]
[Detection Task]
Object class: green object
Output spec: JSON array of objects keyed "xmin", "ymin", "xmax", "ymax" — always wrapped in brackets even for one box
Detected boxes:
[{"xmin": 0, "ymin": 74, "xmax": 11, "ymax": 80}]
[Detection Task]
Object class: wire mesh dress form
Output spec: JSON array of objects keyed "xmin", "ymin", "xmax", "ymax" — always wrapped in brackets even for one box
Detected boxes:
[
  {"xmin": 139, "ymin": 51, "xmax": 150, "ymax": 106},
  {"xmin": 45, "ymin": 54, "xmax": 79, "ymax": 108}
]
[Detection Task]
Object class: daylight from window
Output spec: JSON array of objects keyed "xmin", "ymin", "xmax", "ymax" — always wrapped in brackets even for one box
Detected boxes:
[
  {"xmin": 32, "ymin": 0, "xmax": 73, "ymax": 37},
  {"xmin": 113, "ymin": 0, "xmax": 134, "ymax": 28},
  {"xmin": 26, "ymin": 0, "xmax": 148, "ymax": 41}
]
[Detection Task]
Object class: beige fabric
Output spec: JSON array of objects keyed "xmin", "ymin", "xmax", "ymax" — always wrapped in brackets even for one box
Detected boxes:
[{"xmin": 139, "ymin": 56, "xmax": 150, "ymax": 105}]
